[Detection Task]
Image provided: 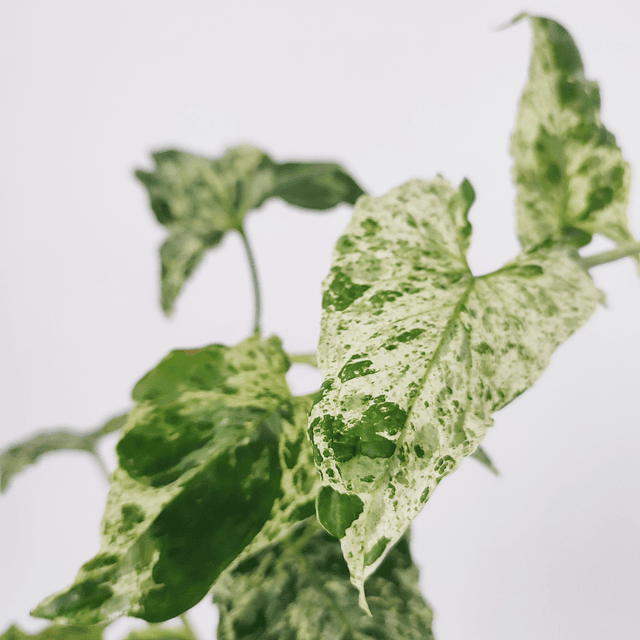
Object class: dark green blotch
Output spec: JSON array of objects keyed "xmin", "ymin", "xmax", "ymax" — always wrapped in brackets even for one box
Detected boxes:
[
  {"xmin": 322, "ymin": 270, "xmax": 371, "ymax": 312},
  {"xmin": 435, "ymin": 455, "xmax": 456, "ymax": 476},
  {"xmin": 141, "ymin": 420, "xmax": 281, "ymax": 622},
  {"xmin": 361, "ymin": 217, "xmax": 380, "ymax": 236},
  {"xmin": 562, "ymin": 226, "xmax": 592, "ymax": 247},
  {"xmin": 81, "ymin": 553, "xmax": 118, "ymax": 573},
  {"xmin": 414, "ymin": 444, "xmax": 425, "ymax": 459},
  {"xmin": 312, "ymin": 377, "xmax": 334, "ymax": 407},
  {"xmin": 316, "ymin": 486, "xmax": 364, "ymax": 539},
  {"xmin": 474, "ymin": 342, "xmax": 494, "ymax": 355},
  {"xmin": 365, "ymin": 537, "xmax": 391, "ymax": 566},
  {"xmin": 395, "ymin": 328, "xmax": 424, "ymax": 343},
  {"xmin": 369, "ymin": 290, "xmax": 403, "ymax": 306},
  {"xmin": 46, "ymin": 579, "xmax": 113, "ymax": 618},
  {"xmin": 580, "ymin": 185, "xmax": 614, "ymax": 220},
  {"xmin": 558, "ymin": 77, "xmax": 579, "ymax": 105},
  {"xmin": 541, "ymin": 18, "xmax": 583, "ymax": 74},
  {"xmin": 359, "ymin": 435, "xmax": 396, "ymax": 459},
  {"xmin": 357, "ymin": 397, "xmax": 407, "ymax": 437},
  {"xmin": 336, "ymin": 234, "xmax": 356, "ymax": 254},
  {"xmin": 501, "ymin": 264, "xmax": 544, "ymax": 278},
  {"xmin": 338, "ymin": 359, "xmax": 375, "ymax": 383},
  {"xmin": 120, "ymin": 504, "xmax": 145, "ymax": 530},
  {"xmin": 545, "ymin": 163, "xmax": 562, "ymax": 184},
  {"xmin": 283, "ymin": 434, "xmax": 303, "ymax": 469}
]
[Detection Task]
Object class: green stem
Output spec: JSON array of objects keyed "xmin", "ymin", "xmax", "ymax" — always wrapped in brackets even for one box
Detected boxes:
[
  {"xmin": 239, "ymin": 228, "xmax": 262, "ymax": 334},
  {"xmin": 180, "ymin": 613, "xmax": 200, "ymax": 640},
  {"xmin": 92, "ymin": 452, "xmax": 110, "ymax": 481},
  {"xmin": 580, "ymin": 240, "xmax": 640, "ymax": 269},
  {"xmin": 289, "ymin": 353, "xmax": 318, "ymax": 368}
]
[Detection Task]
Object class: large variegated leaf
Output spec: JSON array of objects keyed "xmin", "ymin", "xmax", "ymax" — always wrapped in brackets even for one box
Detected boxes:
[
  {"xmin": 212, "ymin": 518, "xmax": 434, "ymax": 640},
  {"xmin": 509, "ymin": 14, "xmax": 636, "ymax": 251},
  {"xmin": 310, "ymin": 177, "xmax": 602, "ymax": 607},
  {"xmin": 32, "ymin": 335, "xmax": 297, "ymax": 624},
  {"xmin": 0, "ymin": 413, "xmax": 127, "ymax": 493},
  {"xmin": 135, "ymin": 146, "xmax": 365, "ymax": 315}
]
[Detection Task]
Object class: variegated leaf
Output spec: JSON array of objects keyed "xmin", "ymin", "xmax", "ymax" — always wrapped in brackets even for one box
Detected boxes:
[
  {"xmin": 32, "ymin": 335, "xmax": 295, "ymax": 624},
  {"xmin": 509, "ymin": 14, "xmax": 636, "ymax": 251},
  {"xmin": 213, "ymin": 518, "xmax": 434, "ymax": 640},
  {"xmin": 0, "ymin": 413, "xmax": 127, "ymax": 493},
  {"xmin": 227, "ymin": 394, "xmax": 321, "ymax": 568},
  {"xmin": 310, "ymin": 177, "xmax": 602, "ymax": 607},
  {"xmin": 0, "ymin": 624, "xmax": 104, "ymax": 640},
  {"xmin": 121, "ymin": 627, "xmax": 194, "ymax": 640},
  {"xmin": 135, "ymin": 146, "xmax": 365, "ymax": 315}
]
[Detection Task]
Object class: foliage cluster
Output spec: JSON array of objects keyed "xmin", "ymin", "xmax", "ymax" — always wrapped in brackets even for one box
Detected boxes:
[{"xmin": 1, "ymin": 13, "xmax": 638, "ymax": 640}]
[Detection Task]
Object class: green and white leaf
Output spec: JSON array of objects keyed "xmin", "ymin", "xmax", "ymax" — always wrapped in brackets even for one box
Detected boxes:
[
  {"xmin": 0, "ymin": 624, "xmax": 104, "ymax": 640},
  {"xmin": 0, "ymin": 413, "xmax": 127, "ymax": 493},
  {"xmin": 120, "ymin": 626, "xmax": 194, "ymax": 640},
  {"xmin": 509, "ymin": 14, "xmax": 636, "ymax": 251},
  {"xmin": 227, "ymin": 394, "xmax": 322, "ymax": 569},
  {"xmin": 213, "ymin": 518, "xmax": 434, "ymax": 640},
  {"xmin": 32, "ymin": 335, "xmax": 294, "ymax": 625},
  {"xmin": 310, "ymin": 177, "xmax": 602, "ymax": 607},
  {"xmin": 135, "ymin": 146, "xmax": 365, "ymax": 315}
]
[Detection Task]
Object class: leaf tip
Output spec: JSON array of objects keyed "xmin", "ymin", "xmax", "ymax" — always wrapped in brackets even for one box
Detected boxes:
[{"xmin": 494, "ymin": 11, "xmax": 529, "ymax": 32}]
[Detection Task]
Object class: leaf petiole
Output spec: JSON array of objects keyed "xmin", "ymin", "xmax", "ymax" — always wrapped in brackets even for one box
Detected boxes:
[
  {"xmin": 579, "ymin": 240, "xmax": 640, "ymax": 270},
  {"xmin": 238, "ymin": 227, "xmax": 262, "ymax": 334},
  {"xmin": 289, "ymin": 353, "xmax": 318, "ymax": 367}
]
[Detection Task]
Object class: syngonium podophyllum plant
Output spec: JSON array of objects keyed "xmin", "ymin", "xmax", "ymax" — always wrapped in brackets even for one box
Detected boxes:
[{"xmin": 1, "ymin": 13, "xmax": 639, "ymax": 640}]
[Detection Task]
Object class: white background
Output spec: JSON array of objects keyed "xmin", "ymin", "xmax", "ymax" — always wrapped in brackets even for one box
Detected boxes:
[{"xmin": 1, "ymin": 1, "xmax": 639, "ymax": 639}]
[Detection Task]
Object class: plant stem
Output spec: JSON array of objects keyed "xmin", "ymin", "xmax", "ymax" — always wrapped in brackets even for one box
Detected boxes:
[
  {"xmin": 239, "ymin": 227, "xmax": 262, "ymax": 334},
  {"xmin": 180, "ymin": 613, "xmax": 200, "ymax": 640},
  {"xmin": 580, "ymin": 240, "xmax": 640, "ymax": 269},
  {"xmin": 289, "ymin": 353, "xmax": 318, "ymax": 368},
  {"xmin": 92, "ymin": 452, "xmax": 110, "ymax": 481}
]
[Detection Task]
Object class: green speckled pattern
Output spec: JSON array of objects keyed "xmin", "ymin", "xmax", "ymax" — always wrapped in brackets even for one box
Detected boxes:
[
  {"xmin": 32, "ymin": 335, "xmax": 304, "ymax": 625},
  {"xmin": 213, "ymin": 519, "xmax": 434, "ymax": 640},
  {"xmin": 136, "ymin": 146, "xmax": 276, "ymax": 315},
  {"xmin": 510, "ymin": 15, "xmax": 636, "ymax": 251},
  {"xmin": 310, "ymin": 177, "xmax": 602, "ymax": 607},
  {"xmin": 135, "ymin": 146, "xmax": 365, "ymax": 315}
]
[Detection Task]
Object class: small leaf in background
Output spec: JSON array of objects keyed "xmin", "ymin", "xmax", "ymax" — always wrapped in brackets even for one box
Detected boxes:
[
  {"xmin": 120, "ymin": 626, "xmax": 194, "ymax": 640},
  {"xmin": 273, "ymin": 162, "xmax": 364, "ymax": 210},
  {"xmin": 213, "ymin": 518, "xmax": 434, "ymax": 640},
  {"xmin": 32, "ymin": 335, "xmax": 294, "ymax": 624},
  {"xmin": 509, "ymin": 14, "xmax": 636, "ymax": 252},
  {"xmin": 0, "ymin": 623, "xmax": 104, "ymax": 640},
  {"xmin": 0, "ymin": 413, "xmax": 127, "ymax": 493},
  {"xmin": 135, "ymin": 146, "xmax": 365, "ymax": 315},
  {"xmin": 310, "ymin": 177, "xmax": 602, "ymax": 605}
]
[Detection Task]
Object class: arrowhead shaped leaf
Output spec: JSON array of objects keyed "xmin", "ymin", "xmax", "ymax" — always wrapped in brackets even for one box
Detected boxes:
[
  {"xmin": 309, "ymin": 177, "xmax": 602, "ymax": 605},
  {"xmin": 0, "ymin": 624, "xmax": 104, "ymax": 640},
  {"xmin": 135, "ymin": 146, "xmax": 365, "ymax": 315},
  {"xmin": 510, "ymin": 14, "xmax": 636, "ymax": 251},
  {"xmin": 212, "ymin": 519, "xmax": 434, "ymax": 640},
  {"xmin": 33, "ymin": 335, "xmax": 298, "ymax": 624},
  {"xmin": 0, "ymin": 413, "xmax": 127, "ymax": 493}
]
